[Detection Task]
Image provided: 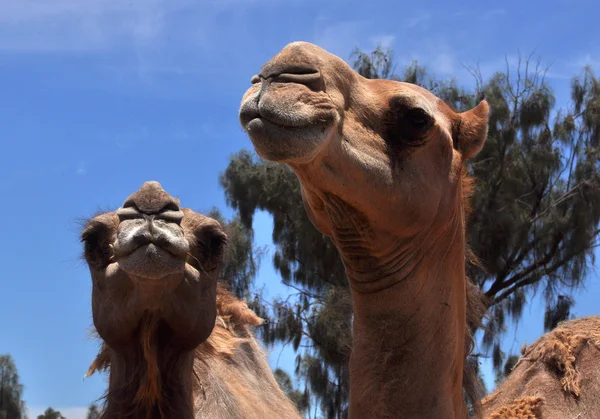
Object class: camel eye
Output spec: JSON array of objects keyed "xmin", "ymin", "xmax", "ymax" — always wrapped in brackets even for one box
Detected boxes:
[
  {"xmin": 81, "ymin": 221, "xmax": 114, "ymax": 268},
  {"xmin": 384, "ymin": 98, "xmax": 432, "ymax": 147},
  {"xmin": 82, "ymin": 224, "xmax": 104, "ymax": 255},
  {"xmin": 189, "ymin": 225, "xmax": 227, "ymax": 270},
  {"xmin": 82, "ymin": 230, "xmax": 98, "ymax": 255},
  {"xmin": 197, "ymin": 231, "xmax": 226, "ymax": 257},
  {"xmin": 405, "ymin": 108, "xmax": 432, "ymax": 129}
]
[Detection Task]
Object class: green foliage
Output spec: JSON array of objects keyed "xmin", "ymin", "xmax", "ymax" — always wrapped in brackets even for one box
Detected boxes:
[
  {"xmin": 544, "ymin": 295, "xmax": 575, "ymax": 332},
  {"xmin": 219, "ymin": 46, "xmax": 600, "ymax": 415},
  {"xmin": 350, "ymin": 44, "xmax": 397, "ymax": 80},
  {"xmin": 36, "ymin": 408, "xmax": 64, "ymax": 419},
  {"xmin": 469, "ymin": 60, "xmax": 600, "ymax": 373},
  {"xmin": 493, "ymin": 354, "xmax": 520, "ymax": 387},
  {"xmin": 207, "ymin": 207, "xmax": 261, "ymax": 299},
  {"xmin": 219, "ymin": 152, "xmax": 350, "ymax": 417},
  {"xmin": 86, "ymin": 404, "xmax": 101, "ymax": 419},
  {"xmin": 0, "ymin": 354, "xmax": 26, "ymax": 419},
  {"xmin": 274, "ymin": 368, "xmax": 310, "ymax": 414}
]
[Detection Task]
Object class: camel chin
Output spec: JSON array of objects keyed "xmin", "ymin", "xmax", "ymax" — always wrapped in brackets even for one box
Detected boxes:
[
  {"xmin": 114, "ymin": 244, "xmax": 187, "ymax": 281},
  {"xmin": 242, "ymin": 116, "xmax": 334, "ymax": 163}
]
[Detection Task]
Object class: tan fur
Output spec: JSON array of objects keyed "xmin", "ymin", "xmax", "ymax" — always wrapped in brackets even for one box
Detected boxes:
[
  {"xmin": 134, "ymin": 316, "xmax": 162, "ymax": 418},
  {"xmin": 197, "ymin": 284, "xmax": 264, "ymax": 358},
  {"xmin": 519, "ymin": 320, "xmax": 600, "ymax": 397},
  {"xmin": 87, "ymin": 287, "xmax": 302, "ymax": 419},
  {"xmin": 239, "ymin": 41, "xmax": 600, "ymax": 419},
  {"xmin": 485, "ymin": 397, "xmax": 544, "ymax": 419},
  {"xmin": 240, "ymin": 41, "xmax": 490, "ymax": 419},
  {"xmin": 82, "ymin": 182, "xmax": 301, "ymax": 419},
  {"xmin": 482, "ymin": 316, "xmax": 600, "ymax": 419}
]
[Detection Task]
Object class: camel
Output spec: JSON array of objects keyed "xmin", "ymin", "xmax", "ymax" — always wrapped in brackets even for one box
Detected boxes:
[
  {"xmin": 239, "ymin": 41, "xmax": 490, "ymax": 418},
  {"xmin": 81, "ymin": 181, "xmax": 301, "ymax": 419},
  {"xmin": 239, "ymin": 41, "xmax": 600, "ymax": 419},
  {"xmin": 481, "ymin": 316, "xmax": 600, "ymax": 419}
]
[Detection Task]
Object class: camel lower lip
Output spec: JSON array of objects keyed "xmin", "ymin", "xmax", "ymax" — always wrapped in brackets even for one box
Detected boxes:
[
  {"xmin": 246, "ymin": 117, "xmax": 310, "ymax": 131},
  {"xmin": 119, "ymin": 243, "xmax": 185, "ymax": 261},
  {"xmin": 112, "ymin": 243, "xmax": 188, "ymax": 280}
]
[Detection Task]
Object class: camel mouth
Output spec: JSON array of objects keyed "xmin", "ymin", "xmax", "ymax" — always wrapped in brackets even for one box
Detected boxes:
[
  {"xmin": 111, "ymin": 222, "xmax": 190, "ymax": 280},
  {"xmin": 240, "ymin": 99, "xmax": 334, "ymax": 130},
  {"xmin": 243, "ymin": 116, "xmax": 334, "ymax": 162},
  {"xmin": 114, "ymin": 236, "xmax": 188, "ymax": 261},
  {"xmin": 244, "ymin": 115, "xmax": 329, "ymax": 134},
  {"xmin": 119, "ymin": 242, "xmax": 187, "ymax": 263},
  {"xmin": 239, "ymin": 92, "xmax": 336, "ymax": 162},
  {"xmin": 113, "ymin": 243, "xmax": 188, "ymax": 280}
]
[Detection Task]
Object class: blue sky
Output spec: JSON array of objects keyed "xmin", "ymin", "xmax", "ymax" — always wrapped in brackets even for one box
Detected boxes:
[{"xmin": 0, "ymin": 0, "xmax": 599, "ymax": 417}]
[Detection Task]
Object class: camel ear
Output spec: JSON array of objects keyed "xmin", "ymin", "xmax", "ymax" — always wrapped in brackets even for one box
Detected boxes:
[{"xmin": 455, "ymin": 100, "xmax": 490, "ymax": 159}]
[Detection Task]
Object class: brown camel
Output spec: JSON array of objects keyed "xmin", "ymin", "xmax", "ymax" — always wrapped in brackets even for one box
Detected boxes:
[
  {"xmin": 239, "ymin": 41, "xmax": 490, "ymax": 418},
  {"xmin": 81, "ymin": 181, "xmax": 301, "ymax": 419},
  {"xmin": 481, "ymin": 316, "xmax": 600, "ymax": 419},
  {"xmin": 239, "ymin": 41, "xmax": 600, "ymax": 419}
]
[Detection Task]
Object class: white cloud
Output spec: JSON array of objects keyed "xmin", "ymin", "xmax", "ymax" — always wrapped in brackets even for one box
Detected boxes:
[
  {"xmin": 430, "ymin": 52, "xmax": 455, "ymax": 75},
  {"xmin": 449, "ymin": 8, "xmax": 506, "ymax": 21},
  {"xmin": 76, "ymin": 162, "xmax": 88, "ymax": 176},
  {"xmin": 312, "ymin": 19, "xmax": 367, "ymax": 58},
  {"xmin": 311, "ymin": 16, "xmax": 463, "ymax": 82},
  {"xmin": 0, "ymin": 0, "xmax": 263, "ymax": 82},
  {"xmin": 0, "ymin": 0, "xmax": 203, "ymax": 52},
  {"xmin": 312, "ymin": 17, "xmax": 399, "ymax": 64},
  {"xmin": 400, "ymin": 39, "xmax": 461, "ymax": 77},
  {"xmin": 573, "ymin": 53, "xmax": 600, "ymax": 69},
  {"xmin": 27, "ymin": 406, "xmax": 89, "ymax": 419},
  {"xmin": 544, "ymin": 70, "xmax": 572, "ymax": 80},
  {"xmin": 471, "ymin": 54, "xmax": 520, "ymax": 79},
  {"xmin": 369, "ymin": 34, "xmax": 395, "ymax": 50},
  {"xmin": 403, "ymin": 11, "xmax": 432, "ymax": 29}
]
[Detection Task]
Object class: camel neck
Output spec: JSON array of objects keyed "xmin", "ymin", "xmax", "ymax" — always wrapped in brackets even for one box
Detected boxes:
[
  {"xmin": 102, "ymin": 319, "xmax": 196, "ymax": 419},
  {"xmin": 345, "ymin": 221, "xmax": 467, "ymax": 418}
]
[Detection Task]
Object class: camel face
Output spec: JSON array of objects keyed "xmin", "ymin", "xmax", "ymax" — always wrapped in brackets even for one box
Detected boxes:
[
  {"xmin": 239, "ymin": 42, "xmax": 340, "ymax": 163},
  {"xmin": 81, "ymin": 181, "xmax": 226, "ymax": 351},
  {"xmin": 112, "ymin": 182, "xmax": 189, "ymax": 279},
  {"xmin": 240, "ymin": 41, "xmax": 489, "ymax": 238}
]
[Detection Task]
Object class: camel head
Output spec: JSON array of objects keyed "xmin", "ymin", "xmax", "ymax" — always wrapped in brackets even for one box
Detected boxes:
[
  {"xmin": 240, "ymin": 41, "xmax": 489, "ymax": 245},
  {"xmin": 81, "ymin": 181, "xmax": 227, "ymax": 353}
]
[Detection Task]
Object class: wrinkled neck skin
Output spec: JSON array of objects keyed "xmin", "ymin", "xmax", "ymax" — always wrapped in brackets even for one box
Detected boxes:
[
  {"xmin": 102, "ymin": 318, "xmax": 196, "ymax": 419},
  {"xmin": 323, "ymin": 194, "xmax": 468, "ymax": 419}
]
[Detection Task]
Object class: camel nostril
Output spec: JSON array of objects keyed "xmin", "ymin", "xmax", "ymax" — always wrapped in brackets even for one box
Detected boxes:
[
  {"xmin": 275, "ymin": 65, "xmax": 319, "ymax": 76},
  {"xmin": 117, "ymin": 205, "xmax": 141, "ymax": 222},
  {"xmin": 161, "ymin": 201, "xmax": 180, "ymax": 213},
  {"xmin": 259, "ymin": 66, "xmax": 323, "ymax": 91},
  {"xmin": 156, "ymin": 201, "xmax": 184, "ymax": 225},
  {"xmin": 273, "ymin": 71, "xmax": 321, "ymax": 84},
  {"xmin": 156, "ymin": 209, "xmax": 184, "ymax": 225},
  {"xmin": 260, "ymin": 65, "xmax": 319, "ymax": 79},
  {"xmin": 275, "ymin": 71, "xmax": 323, "ymax": 92},
  {"xmin": 117, "ymin": 201, "xmax": 183, "ymax": 224}
]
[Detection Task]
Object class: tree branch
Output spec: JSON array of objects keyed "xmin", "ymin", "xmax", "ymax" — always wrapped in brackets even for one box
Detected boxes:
[
  {"xmin": 492, "ymin": 250, "xmax": 576, "ymax": 303},
  {"xmin": 485, "ymin": 236, "xmax": 562, "ymax": 299}
]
